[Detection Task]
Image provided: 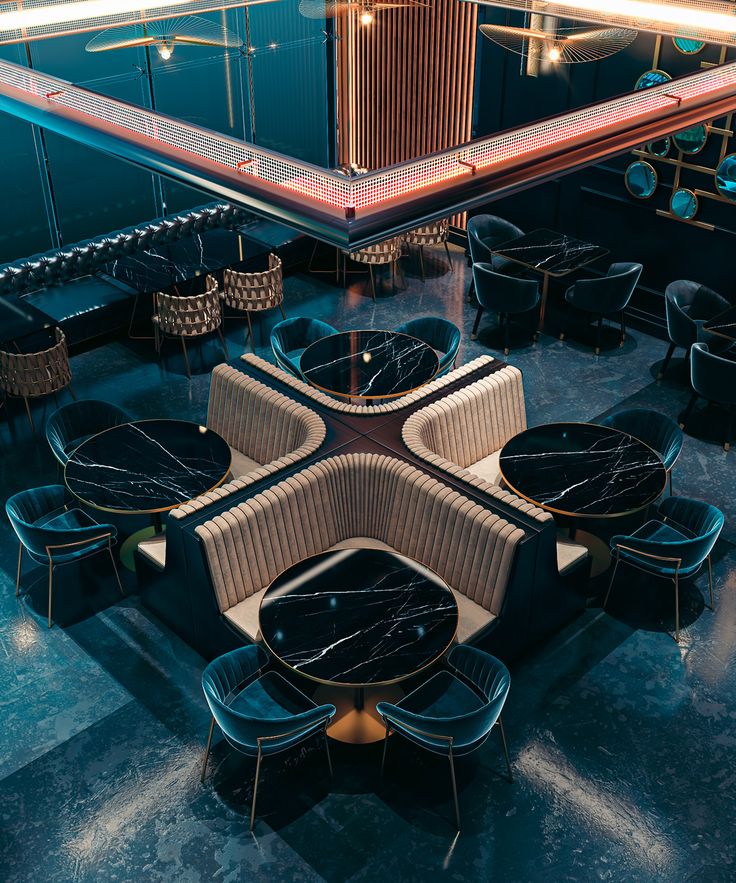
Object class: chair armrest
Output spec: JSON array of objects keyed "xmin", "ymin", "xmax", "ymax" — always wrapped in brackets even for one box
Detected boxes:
[
  {"xmin": 45, "ymin": 530, "xmax": 115, "ymax": 556},
  {"xmin": 612, "ymin": 540, "xmax": 681, "ymax": 569},
  {"xmin": 256, "ymin": 711, "xmax": 334, "ymax": 746},
  {"xmin": 377, "ymin": 707, "xmax": 454, "ymax": 745}
]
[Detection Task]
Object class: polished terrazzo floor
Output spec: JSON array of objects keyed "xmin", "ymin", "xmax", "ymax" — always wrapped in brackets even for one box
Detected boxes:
[{"xmin": 1, "ymin": 245, "xmax": 735, "ymax": 882}]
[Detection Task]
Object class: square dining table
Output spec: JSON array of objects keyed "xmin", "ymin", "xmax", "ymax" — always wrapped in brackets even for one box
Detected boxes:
[{"xmin": 493, "ymin": 228, "xmax": 609, "ymax": 329}]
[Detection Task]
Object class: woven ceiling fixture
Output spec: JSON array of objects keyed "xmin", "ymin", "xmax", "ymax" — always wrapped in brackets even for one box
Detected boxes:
[
  {"xmin": 479, "ymin": 23, "xmax": 638, "ymax": 63},
  {"xmin": 86, "ymin": 15, "xmax": 242, "ymax": 60},
  {"xmin": 298, "ymin": 0, "xmax": 429, "ymax": 23}
]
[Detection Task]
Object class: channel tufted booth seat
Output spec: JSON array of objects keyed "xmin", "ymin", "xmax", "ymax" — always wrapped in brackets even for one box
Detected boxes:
[
  {"xmin": 137, "ymin": 365, "xmax": 326, "ymax": 568},
  {"xmin": 402, "ymin": 367, "xmax": 589, "ymax": 576},
  {"xmin": 196, "ymin": 452, "xmax": 525, "ymax": 646}
]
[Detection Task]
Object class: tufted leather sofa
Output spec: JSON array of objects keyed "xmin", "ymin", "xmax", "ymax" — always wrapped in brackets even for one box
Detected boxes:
[{"xmin": 196, "ymin": 452, "xmax": 525, "ymax": 646}]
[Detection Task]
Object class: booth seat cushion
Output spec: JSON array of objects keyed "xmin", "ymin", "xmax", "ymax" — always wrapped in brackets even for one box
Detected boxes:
[
  {"xmin": 467, "ymin": 450, "xmax": 502, "ymax": 486},
  {"xmin": 229, "ymin": 447, "xmax": 262, "ymax": 479},
  {"xmin": 223, "ymin": 587, "xmax": 268, "ymax": 641},
  {"xmin": 556, "ymin": 538, "xmax": 589, "ymax": 574}
]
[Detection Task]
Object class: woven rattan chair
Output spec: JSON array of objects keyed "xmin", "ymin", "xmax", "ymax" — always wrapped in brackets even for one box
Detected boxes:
[
  {"xmin": 342, "ymin": 236, "xmax": 404, "ymax": 301},
  {"xmin": 405, "ymin": 219, "xmax": 453, "ymax": 281},
  {"xmin": 152, "ymin": 279, "xmax": 229, "ymax": 379},
  {"xmin": 0, "ymin": 327, "xmax": 74, "ymax": 431},
  {"xmin": 222, "ymin": 254, "xmax": 286, "ymax": 350}
]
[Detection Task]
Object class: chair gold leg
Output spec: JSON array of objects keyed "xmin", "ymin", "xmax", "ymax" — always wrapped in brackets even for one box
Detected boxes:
[
  {"xmin": 180, "ymin": 338, "xmax": 192, "ymax": 379},
  {"xmin": 448, "ymin": 747, "xmax": 461, "ymax": 830},
  {"xmin": 47, "ymin": 559, "xmax": 54, "ymax": 628},
  {"xmin": 674, "ymin": 573, "xmax": 680, "ymax": 643},
  {"xmin": 707, "ymin": 555, "xmax": 714, "ymax": 610},
  {"xmin": 245, "ymin": 313, "xmax": 254, "ymax": 350},
  {"xmin": 216, "ymin": 327, "xmax": 230, "ymax": 361},
  {"xmin": 250, "ymin": 746, "xmax": 263, "ymax": 832},
  {"xmin": 279, "ymin": 303, "xmax": 286, "ymax": 320},
  {"xmin": 369, "ymin": 265, "xmax": 376, "ymax": 302},
  {"xmin": 603, "ymin": 555, "xmax": 620, "ymax": 608},
  {"xmin": 23, "ymin": 397, "xmax": 34, "ymax": 433},
  {"xmin": 380, "ymin": 724, "xmax": 390, "ymax": 778},
  {"xmin": 497, "ymin": 716, "xmax": 513, "ymax": 783},
  {"xmin": 108, "ymin": 539, "xmax": 124, "ymax": 595},
  {"xmin": 323, "ymin": 725, "xmax": 333, "ymax": 779},
  {"xmin": 418, "ymin": 245, "xmax": 425, "ymax": 282},
  {"xmin": 16, "ymin": 542, "xmax": 23, "ymax": 596},
  {"xmin": 67, "ymin": 383, "xmax": 77, "ymax": 402},
  {"xmin": 444, "ymin": 240, "xmax": 453, "ymax": 272},
  {"xmin": 200, "ymin": 716, "xmax": 215, "ymax": 783},
  {"xmin": 668, "ymin": 470, "xmax": 673, "ymax": 496}
]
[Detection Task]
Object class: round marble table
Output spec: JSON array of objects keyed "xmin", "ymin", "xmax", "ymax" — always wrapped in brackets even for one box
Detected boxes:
[
  {"xmin": 499, "ymin": 422, "xmax": 666, "ymax": 575},
  {"xmin": 259, "ymin": 547, "xmax": 458, "ymax": 743},
  {"xmin": 300, "ymin": 330, "xmax": 439, "ymax": 400},
  {"xmin": 65, "ymin": 419, "xmax": 231, "ymax": 568}
]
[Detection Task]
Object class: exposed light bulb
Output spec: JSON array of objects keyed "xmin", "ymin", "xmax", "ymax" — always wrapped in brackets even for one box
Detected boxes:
[
  {"xmin": 157, "ymin": 42, "xmax": 173, "ymax": 60},
  {"xmin": 360, "ymin": 10, "xmax": 374, "ymax": 24},
  {"xmin": 548, "ymin": 45, "xmax": 561, "ymax": 62}
]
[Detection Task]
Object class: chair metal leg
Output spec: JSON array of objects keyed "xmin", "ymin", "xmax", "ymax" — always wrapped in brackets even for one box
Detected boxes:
[
  {"xmin": 724, "ymin": 407, "xmax": 735, "ymax": 452},
  {"xmin": 707, "ymin": 555, "xmax": 715, "ymax": 610},
  {"xmin": 22, "ymin": 396, "xmax": 34, "ymax": 433},
  {"xmin": 418, "ymin": 245, "xmax": 425, "ymax": 282},
  {"xmin": 497, "ymin": 716, "xmax": 513, "ymax": 782},
  {"xmin": 620, "ymin": 311, "xmax": 626, "ymax": 346},
  {"xmin": 603, "ymin": 554, "xmax": 620, "ymax": 608},
  {"xmin": 108, "ymin": 539, "xmax": 124, "ymax": 595},
  {"xmin": 200, "ymin": 716, "xmax": 215, "ymax": 783},
  {"xmin": 323, "ymin": 726, "xmax": 333, "ymax": 779},
  {"xmin": 448, "ymin": 748, "xmax": 461, "ymax": 830},
  {"xmin": 668, "ymin": 470, "xmax": 673, "ymax": 496},
  {"xmin": 595, "ymin": 315, "xmax": 603, "ymax": 356},
  {"xmin": 470, "ymin": 305, "xmax": 483, "ymax": 340},
  {"xmin": 67, "ymin": 383, "xmax": 76, "ymax": 402},
  {"xmin": 680, "ymin": 392, "xmax": 699, "ymax": 430},
  {"xmin": 444, "ymin": 240, "xmax": 453, "ymax": 272},
  {"xmin": 380, "ymin": 724, "xmax": 390, "ymax": 778},
  {"xmin": 368, "ymin": 265, "xmax": 376, "ymax": 302},
  {"xmin": 467, "ymin": 276, "xmax": 475, "ymax": 304},
  {"xmin": 503, "ymin": 314, "xmax": 511, "ymax": 356},
  {"xmin": 658, "ymin": 342, "xmax": 676, "ymax": 379},
  {"xmin": 180, "ymin": 338, "xmax": 192, "ymax": 379},
  {"xmin": 250, "ymin": 746, "xmax": 263, "ymax": 832},
  {"xmin": 245, "ymin": 312, "xmax": 254, "ymax": 350},
  {"xmin": 674, "ymin": 573, "xmax": 680, "ymax": 643},
  {"xmin": 279, "ymin": 303, "xmax": 286, "ymax": 320},
  {"xmin": 216, "ymin": 327, "xmax": 229, "ymax": 361},
  {"xmin": 47, "ymin": 559, "xmax": 54, "ymax": 628},
  {"xmin": 16, "ymin": 542, "xmax": 22, "ymax": 596}
]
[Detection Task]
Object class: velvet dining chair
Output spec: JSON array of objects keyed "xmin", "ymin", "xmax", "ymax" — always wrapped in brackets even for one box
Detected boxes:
[
  {"xmin": 270, "ymin": 316, "xmax": 338, "ymax": 378},
  {"xmin": 377, "ymin": 644, "xmax": 512, "ymax": 830},
  {"xmin": 6, "ymin": 484, "xmax": 122, "ymax": 628},
  {"xmin": 395, "ymin": 317, "xmax": 461, "ymax": 376},
  {"xmin": 680, "ymin": 342, "xmax": 736, "ymax": 451},
  {"xmin": 470, "ymin": 262, "xmax": 540, "ymax": 355},
  {"xmin": 45, "ymin": 399, "xmax": 131, "ymax": 466},
  {"xmin": 201, "ymin": 644, "xmax": 336, "ymax": 831},
  {"xmin": 600, "ymin": 408, "xmax": 683, "ymax": 494},
  {"xmin": 560, "ymin": 262, "xmax": 642, "ymax": 355},
  {"xmin": 605, "ymin": 495, "xmax": 724, "ymax": 643},
  {"xmin": 659, "ymin": 280, "xmax": 731, "ymax": 380},
  {"xmin": 466, "ymin": 214, "xmax": 525, "ymax": 301}
]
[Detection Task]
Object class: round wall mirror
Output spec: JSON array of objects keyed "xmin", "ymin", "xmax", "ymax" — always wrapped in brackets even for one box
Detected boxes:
[
  {"xmin": 673, "ymin": 124, "xmax": 708, "ymax": 155},
  {"xmin": 673, "ymin": 37, "xmax": 705, "ymax": 55},
  {"xmin": 625, "ymin": 161, "xmax": 658, "ymax": 198},
  {"xmin": 635, "ymin": 69, "xmax": 671, "ymax": 90},
  {"xmin": 647, "ymin": 137, "xmax": 670, "ymax": 157},
  {"xmin": 670, "ymin": 188, "xmax": 699, "ymax": 220},
  {"xmin": 715, "ymin": 154, "xmax": 736, "ymax": 201}
]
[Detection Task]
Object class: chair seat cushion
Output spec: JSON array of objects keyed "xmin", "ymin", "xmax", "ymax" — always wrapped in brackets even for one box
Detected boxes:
[
  {"xmin": 229, "ymin": 670, "xmax": 317, "ymax": 755},
  {"xmin": 467, "ymin": 450, "xmax": 502, "ymax": 486},
  {"xmin": 633, "ymin": 519, "xmax": 691, "ymax": 545},
  {"xmin": 228, "ymin": 446, "xmax": 262, "ymax": 479},
  {"xmin": 556, "ymin": 539, "xmax": 590, "ymax": 575},
  {"xmin": 617, "ymin": 519, "xmax": 697, "ymax": 576},
  {"xmin": 33, "ymin": 506, "xmax": 108, "ymax": 563},
  {"xmin": 223, "ymin": 587, "xmax": 267, "ymax": 641}
]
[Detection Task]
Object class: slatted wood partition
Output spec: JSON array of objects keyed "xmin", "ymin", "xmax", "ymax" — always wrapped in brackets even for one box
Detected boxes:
[{"xmin": 336, "ymin": 0, "xmax": 479, "ymax": 175}]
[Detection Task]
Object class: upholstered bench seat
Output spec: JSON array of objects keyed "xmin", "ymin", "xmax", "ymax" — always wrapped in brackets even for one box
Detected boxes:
[
  {"xmin": 197, "ymin": 453, "xmax": 522, "ymax": 648},
  {"xmin": 228, "ymin": 448, "xmax": 262, "ymax": 479},
  {"xmin": 467, "ymin": 451, "xmax": 502, "ymax": 486}
]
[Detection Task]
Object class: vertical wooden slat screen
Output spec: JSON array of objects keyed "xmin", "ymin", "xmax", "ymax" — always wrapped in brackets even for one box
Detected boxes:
[{"xmin": 336, "ymin": 0, "xmax": 478, "ymax": 205}]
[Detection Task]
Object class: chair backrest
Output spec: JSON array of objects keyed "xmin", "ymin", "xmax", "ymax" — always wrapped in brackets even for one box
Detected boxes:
[
  {"xmin": 154, "ymin": 281, "xmax": 221, "ymax": 338},
  {"xmin": 222, "ymin": 254, "xmax": 283, "ymax": 311},
  {"xmin": 0, "ymin": 327, "xmax": 71, "ymax": 398},
  {"xmin": 467, "ymin": 215, "xmax": 523, "ymax": 264},
  {"xmin": 473, "ymin": 262, "xmax": 540, "ymax": 314},
  {"xmin": 196, "ymin": 453, "xmax": 524, "ymax": 617},
  {"xmin": 665, "ymin": 280, "xmax": 730, "ymax": 348},
  {"xmin": 45, "ymin": 399, "xmax": 131, "ymax": 465},
  {"xmin": 568, "ymin": 262, "xmax": 642, "ymax": 314},
  {"xmin": 600, "ymin": 408, "xmax": 682, "ymax": 470},
  {"xmin": 270, "ymin": 317, "xmax": 338, "ymax": 376},
  {"xmin": 347, "ymin": 237, "xmax": 403, "ymax": 264},
  {"xmin": 202, "ymin": 645, "xmax": 334, "ymax": 749},
  {"xmin": 405, "ymin": 218, "xmax": 449, "ymax": 246},
  {"xmin": 6, "ymin": 484, "xmax": 113, "ymax": 558},
  {"xmin": 691, "ymin": 343, "xmax": 736, "ymax": 405},
  {"xmin": 395, "ymin": 317, "xmax": 461, "ymax": 373},
  {"xmin": 379, "ymin": 645, "xmax": 510, "ymax": 750}
]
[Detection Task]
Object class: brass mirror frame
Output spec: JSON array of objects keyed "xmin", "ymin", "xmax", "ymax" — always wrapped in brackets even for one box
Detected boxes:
[{"xmin": 624, "ymin": 160, "xmax": 658, "ymax": 198}]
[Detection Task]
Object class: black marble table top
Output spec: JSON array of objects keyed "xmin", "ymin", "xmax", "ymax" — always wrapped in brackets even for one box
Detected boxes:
[
  {"xmin": 0, "ymin": 295, "xmax": 55, "ymax": 346},
  {"xmin": 65, "ymin": 419, "xmax": 231, "ymax": 515},
  {"xmin": 703, "ymin": 305, "xmax": 736, "ymax": 342},
  {"xmin": 494, "ymin": 228, "xmax": 609, "ymax": 277},
  {"xmin": 300, "ymin": 330, "xmax": 439, "ymax": 400},
  {"xmin": 499, "ymin": 422, "xmax": 666, "ymax": 518},
  {"xmin": 259, "ymin": 548, "xmax": 458, "ymax": 687}
]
